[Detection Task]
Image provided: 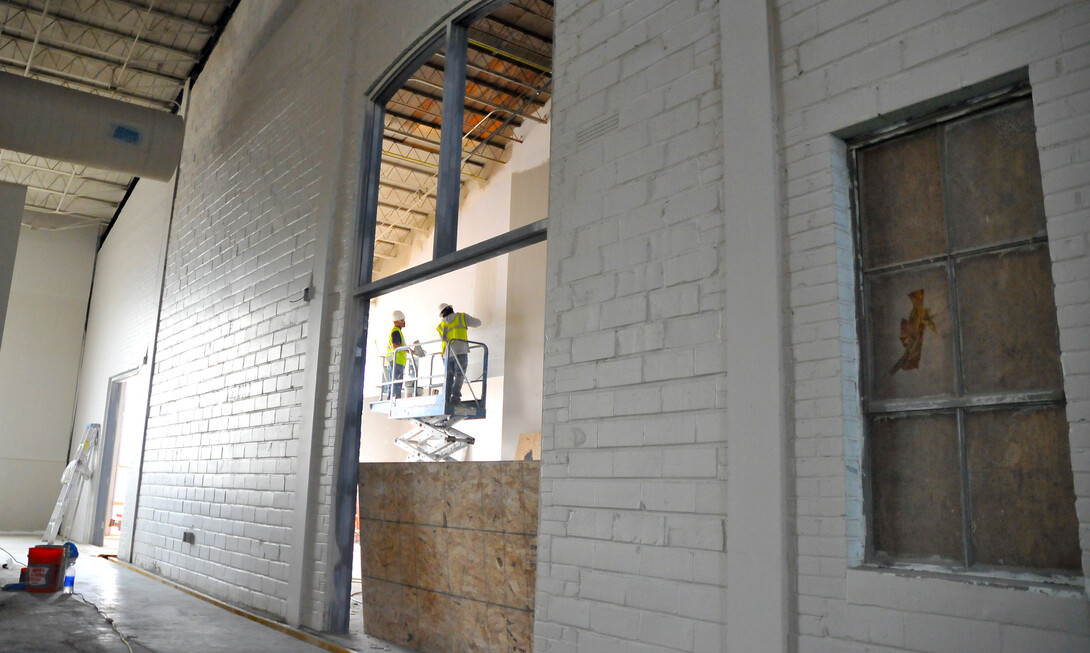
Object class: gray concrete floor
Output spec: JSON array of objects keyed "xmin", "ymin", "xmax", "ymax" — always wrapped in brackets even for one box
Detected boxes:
[{"xmin": 1, "ymin": 534, "xmax": 412, "ymax": 653}]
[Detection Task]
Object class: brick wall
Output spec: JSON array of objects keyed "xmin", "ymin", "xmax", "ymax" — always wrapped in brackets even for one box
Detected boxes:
[
  {"xmin": 537, "ymin": 0, "xmax": 729, "ymax": 650},
  {"xmin": 132, "ymin": 0, "xmax": 349, "ymax": 621},
  {"xmin": 778, "ymin": 0, "xmax": 1090, "ymax": 650}
]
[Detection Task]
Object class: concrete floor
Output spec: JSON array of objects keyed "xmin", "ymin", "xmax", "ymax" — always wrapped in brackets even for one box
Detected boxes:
[{"xmin": 0, "ymin": 534, "xmax": 413, "ymax": 653}]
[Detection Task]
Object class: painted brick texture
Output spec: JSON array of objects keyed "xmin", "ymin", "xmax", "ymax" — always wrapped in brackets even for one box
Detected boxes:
[
  {"xmin": 779, "ymin": 0, "xmax": 1090, "ymax": 650},
  {"xmin": 133, "ymin": 1, "xmax": 348, "ymax": 622},
  {"xmin": 538, "ymin": 0, "xmax": 727, "ymax": 650}
]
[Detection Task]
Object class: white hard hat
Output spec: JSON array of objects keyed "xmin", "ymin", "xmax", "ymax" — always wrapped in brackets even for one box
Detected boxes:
[
  {"xmin": 392, "ymin": 310, "xmax": 405, "ymax": 322},
  {"xmin": 438, "ymin": 303, "xmax": 452, "ymax": 313}
]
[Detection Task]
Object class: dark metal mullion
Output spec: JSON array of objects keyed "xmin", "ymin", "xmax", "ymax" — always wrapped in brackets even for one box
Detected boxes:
[
  {"xmin": 354, "ymin": 218, "xmax": 547, "ymax": 300},
  {"xmin": 865, "ymin": 390, "xmax": 1066, "ymax": 414},
  {"xmin": 357, "ymin": 103, "xmax": 385, "ymax": 287},
  {"xmin": 938, "ymin": 125, "xmax": 974, "ymax": 570},
  {"xmin": 861, "ymin": 233, "xmax": 1049, "ymax": 276},
  {"xmin": 846, "ymin": 82, "xmax": 1030, "ymax": 151},
  {"xmin": 434, "ymin": 22, "xmax": 468, "ymax": 259},
  {"xmin": 328, "ymin": 97, "xmax": 386, "ymax": 633}
]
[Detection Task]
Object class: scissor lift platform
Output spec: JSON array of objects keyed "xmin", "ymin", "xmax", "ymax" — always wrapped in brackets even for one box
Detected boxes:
[
  {"xmin": 369, "ymin": 393, "xmax": 484, "ymax": 421},
  {"xmin": 368, "ymin": 339, "xmax": 488, "ymax": 462}
]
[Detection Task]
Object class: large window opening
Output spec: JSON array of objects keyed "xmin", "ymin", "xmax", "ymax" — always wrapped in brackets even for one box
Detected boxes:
[
  {"xmin": 368, "ymin": 2, "xmax": 552, "ymax": 279},
  {"xmin": 850, "ymin": 92, "xmax": 1081, "ymax": 579},
  {"xmin": 361, "ymin": 245, "xmax": 547, "ymax": 463},
  {"xmin": 333, "ymin": 0, "xmax": 553, "ymax": 639}
]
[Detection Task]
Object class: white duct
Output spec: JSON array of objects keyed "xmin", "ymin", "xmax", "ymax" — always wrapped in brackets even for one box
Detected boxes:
[
  {"xmin": 0, "ymin": 71, "xmax": 184, "ymax": 181},
  {"xmin": 0, "ymin": 181, "xmax": 28, "ymax": 350}
]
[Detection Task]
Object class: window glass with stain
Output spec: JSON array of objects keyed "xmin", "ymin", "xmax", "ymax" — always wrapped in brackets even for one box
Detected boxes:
[{"xmin": 852, "ymin": 94, "xmax": 1079, "ymax": 576}]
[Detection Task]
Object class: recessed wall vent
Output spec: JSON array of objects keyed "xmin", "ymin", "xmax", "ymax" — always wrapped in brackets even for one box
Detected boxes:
[{"xmin": 576, "ymin": 113, "xmax": 619, "ymax": 147}]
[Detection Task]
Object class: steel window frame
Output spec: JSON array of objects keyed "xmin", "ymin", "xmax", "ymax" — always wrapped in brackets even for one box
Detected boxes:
[
  {"xmin": 847, "ymin": 89, "xmax": 1072, "ymax": 576},
  {"xmin": 330, "ymin": 2, "xmax": 548, "ymax": 632}
]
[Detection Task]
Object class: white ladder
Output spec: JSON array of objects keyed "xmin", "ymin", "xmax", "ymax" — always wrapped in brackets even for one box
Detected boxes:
[{"xmin": 43, "ymin": 423, "xmax": 100, "ymax": 544}]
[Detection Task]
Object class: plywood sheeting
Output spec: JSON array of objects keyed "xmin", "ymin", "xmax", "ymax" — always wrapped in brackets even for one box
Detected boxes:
[{"xmin": 358, "ymin": 461, "xmax": 539, "ymax": 652}]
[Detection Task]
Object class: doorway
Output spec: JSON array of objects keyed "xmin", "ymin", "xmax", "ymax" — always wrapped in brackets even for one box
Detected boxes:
[{"xmin": 93, "ymin": 370, "xmax": 141, "ymax": 553}]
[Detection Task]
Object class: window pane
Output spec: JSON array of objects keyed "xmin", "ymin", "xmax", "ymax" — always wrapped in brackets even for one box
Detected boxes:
[
  {"xmin": 866, "ymin": 265, "xmax": 955, "ymax": 401},
  {"xmin": 966, "ymin": 406, "xmax": 1081, "ymax": 571},
  {"xmin": 956, "ymin": 244, "xmax": 1063, "ymax": 394},
  {"xmin": 870, "ymin": 412, "xmax": 963, "ymax": 563},
  {"xmin": 945, "ymin": 99, "xmax": 1046, "ymax": 251},
  {"xmin": 456, "ymin": 4, "xmax": 553, "ymax": 251},
  {"xmin": 374, "ymin": 48, "xmax": 446, "ymax": 280},
  {"xmin": 857, "ymin": 126, "xmax": 946, "ymax": 268}
]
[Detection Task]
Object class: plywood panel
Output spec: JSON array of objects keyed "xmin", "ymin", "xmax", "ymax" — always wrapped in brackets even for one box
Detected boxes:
[
  {"xmin": 956, "ymin": 244, "xmax": 1063, "ymax": 394},
  {"xmin": 870, "ymin": 412, "xmax": 963, "ymax": 563},
  {"xmin": 966, "ymin": 406, "xmax": 1081, "ymax": 571},
  {"xmin": 514, "ymin": 432, "xmax": 541, "ymax": 461},
  {"xmin": 358, "ymin": 461, "xmax": 540, "ymax": 652},
  {"xmin": 945, "ymin": 99, "xmax": 1046, "ymax": 250},
  {"xmin": 857, "ymin": 126, "xmax": 947, "ymax": 268},
  {"xmin": 866, "ymin": 265, "xmax": 955, "ymax": 401}
]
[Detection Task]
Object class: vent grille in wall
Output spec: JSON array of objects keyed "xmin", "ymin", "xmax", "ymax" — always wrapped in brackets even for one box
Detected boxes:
[{"xmin": 576, "ymin": 114, "xmax": 619, "ymax": 147}]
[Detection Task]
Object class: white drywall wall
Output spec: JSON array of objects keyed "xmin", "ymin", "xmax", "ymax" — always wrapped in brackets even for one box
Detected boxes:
[
  {"xmin": 65, "ymin": 172, "xmax": 174, "ymax": 551},
  {"xmin": 501, "ymin": 164, "xmax": 548, "ymax": 460},
  {"xmin": 0, "ymin": 225, "xmax": 96, "ymax": 533}
]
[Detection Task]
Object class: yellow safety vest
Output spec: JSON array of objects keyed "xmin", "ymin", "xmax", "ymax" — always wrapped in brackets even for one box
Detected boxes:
[
  {"xmin": 437, "ymin": 313, "xmax": 468, "ymax": 355},
  {"xmin": 388, "ymin": 326, "xmax": 406, "ymax": 365}
]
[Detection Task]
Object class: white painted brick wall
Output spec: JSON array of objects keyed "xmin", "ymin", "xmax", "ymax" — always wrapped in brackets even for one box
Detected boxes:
[
  {"xmin": 539, "ymin": 0, "xmax": 727, "ymax": 650},
  {"xmin": 780, "ymin": 0, "xmax": 1090, "ymax": 650},
  {"xmin": 132, "ymin": 0, "xmax": 350, "ymax": 623}
]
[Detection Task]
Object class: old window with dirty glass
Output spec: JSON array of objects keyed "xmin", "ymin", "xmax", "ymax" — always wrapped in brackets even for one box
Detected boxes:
[{"xmin": 852, "ymin": 95, "xmax": 1081, "ymax": 576}]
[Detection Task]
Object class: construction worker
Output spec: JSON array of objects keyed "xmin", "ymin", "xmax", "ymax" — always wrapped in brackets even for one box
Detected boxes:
[
  {"xmin": 386, "ymin": 310, "xmax": 422, "ymax": 399},
  {"xmin": 437, "ymin": 303, "xmax": 481, "ymax": 402}
]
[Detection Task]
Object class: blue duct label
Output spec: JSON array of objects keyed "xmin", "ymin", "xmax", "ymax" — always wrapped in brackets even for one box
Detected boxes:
[{"xmin": 110, "ymin": 123, "xmax": 143, "ymax": 146}]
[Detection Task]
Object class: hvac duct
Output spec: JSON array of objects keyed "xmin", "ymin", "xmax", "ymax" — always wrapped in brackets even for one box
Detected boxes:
[{"xmin": 0, "ymin": 71, "xmax": 184, "ymax": 181}]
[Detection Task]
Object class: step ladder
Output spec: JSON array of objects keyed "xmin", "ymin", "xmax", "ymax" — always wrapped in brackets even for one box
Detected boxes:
[
  {"xmin": 395, "ymin": 415, "xmax": 476, "ymax": 462},
  {"xmin": 43, "ymin": 423, "xmax": 100, "ymax": 544}
]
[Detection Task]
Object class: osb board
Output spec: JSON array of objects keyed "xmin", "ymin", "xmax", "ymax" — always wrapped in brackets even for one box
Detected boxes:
[
  {"xmin": 358, "ymin": 462, "xmax": 539, "ymax": 653},
  {"xmin": 514, "ymin": 432, "xmax": 540, "ymax": 461},
  {"xmin": 857, "ymin": 125, "xmax": 946, "ymax": 268},
  {"xmin": 869, "ymin": 412, "xmax": 963, "ymax": 563},
  {"xmin": 966, "ymin": 405, "xmax": 1080, "ymax": 570}
]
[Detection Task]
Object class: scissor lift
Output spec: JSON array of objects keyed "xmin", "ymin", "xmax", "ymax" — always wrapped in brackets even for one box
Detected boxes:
[{"xmin": 369, "ymin": 340, "xmax": 488, "ymax": 462}]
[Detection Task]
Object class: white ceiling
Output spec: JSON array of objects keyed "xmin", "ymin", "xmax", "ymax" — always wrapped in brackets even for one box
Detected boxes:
[
  {"xmin": 0, "ymin": 0, "xmax": 554, "ymax": 260},
  {"xmin": 0, "ymin": 0, "xmax": 233, "ymax": 233}
]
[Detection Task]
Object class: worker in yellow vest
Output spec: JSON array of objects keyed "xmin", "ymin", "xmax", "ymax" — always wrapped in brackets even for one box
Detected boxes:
[
  {"xmin": 387, "ymin": 310, "xmax": 422, "ymax": 399},
  {"xmin": 437, "ymin": 303, "xmax": 481, "ymax": 402}
]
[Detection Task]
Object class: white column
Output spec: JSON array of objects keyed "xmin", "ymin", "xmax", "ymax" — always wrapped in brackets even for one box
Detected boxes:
[
  {"xmin": 721, "ymin": 1, "xmax": 789, "ymax": 651},
  {"xmin": 0, "ymin": 182, "xmax": 28, "ymax": 350}
]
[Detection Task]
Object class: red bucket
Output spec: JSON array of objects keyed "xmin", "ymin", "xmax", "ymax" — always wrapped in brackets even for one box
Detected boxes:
[{"xmin": 26, "ymin": 545, "xmax": 66, "ymax": 593}]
